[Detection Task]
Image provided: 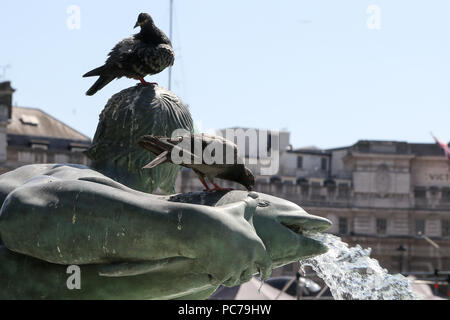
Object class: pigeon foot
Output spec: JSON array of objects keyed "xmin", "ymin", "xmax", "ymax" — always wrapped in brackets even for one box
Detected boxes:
[
  {"xmin": 138, "ymin": 77, "xmax": 158, "ymax": 86},
  {"xmin": 137, "ymin": 82, "xmax": 158, "ymax": 86},
  {"xmin": 204, "ymin": 188, "xmax": 233, "ymax": 193},
  {"xmin": 198, "ymin": 177, "xmax": 211, "ymax": 191},
  {"xmin": 211, "ymin": 182, "xmax": 233, "ymax": 192}
]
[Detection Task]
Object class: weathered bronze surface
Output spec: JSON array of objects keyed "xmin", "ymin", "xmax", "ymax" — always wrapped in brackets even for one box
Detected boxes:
[{"xmin": 0, "ymin": 85, "xmax": 330, "ymax": 299}]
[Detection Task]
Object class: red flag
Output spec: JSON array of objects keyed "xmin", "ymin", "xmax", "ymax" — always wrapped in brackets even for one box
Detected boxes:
[{"xmin": 431, "ymin": 133, "xmax": 450, "ymax": 160}]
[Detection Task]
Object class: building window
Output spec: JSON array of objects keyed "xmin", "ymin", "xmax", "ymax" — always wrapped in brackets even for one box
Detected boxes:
[
  {"xmin": 297, "ymin": 156, "xmax": 303, "ymax": 169},
  {"xmin": 321, "ymin": 157, "xmax": 327, "ymax": 170},
  {"xmin": 300, "ymin": 184, "xmax": 309, "ymax": 197},
  {"xmin": 311, "ymin": 182, "xmax": 322, "ymax": 200},
  {"xmin": 429, "ymin": 187, "xmax": 439, "ymax": 197},
  {"xmin": 54, "ymin": 154, "xmax": 70, "ymax": 163},
  {"xmin": 442, "ymin": 220, "xmax": 450, "ymax": 237},
  {"xmin": 34, "ymin": 152, "xmax": 47, "ymax": 163},
  {"xmin": 376, "ymin": 218, "xmax": 387, "ymax": 235},
  {"xmin": 20, "ymin": 115, "xmax": 39, "ymax": 126},
  {"xmin": 414, "ymin": 187, "xmax": 426, "ymax": 199},
  {"xmin": 267, "ymin": 133, "xmax": 272, "ymax": 154},
  {"xmin": 338, "ymin": 184, "xmax": 350, "ymax": 199},
  {"xmin": 338, "ymin": 217, "xmax": 348, "ymax": 234},
  {"xmin": 18, "ymin": 151, "xmax": 33, "ymax": 163},
  {"xmin": 70, "ymin": 153, "xmax": 87, "ymax": 165},
  {"xmin": 442, "ymin": 188, "xmax": 450, "ymax": 201},
  {"xmin": 415, "ymin": 219, "xmax": 425, "ymax": 235}
]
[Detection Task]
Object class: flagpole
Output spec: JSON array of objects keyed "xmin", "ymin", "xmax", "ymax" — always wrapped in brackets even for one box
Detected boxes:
[{"xmin": 430, "ymin": 131, "xmax": 436, "ymax": 142}]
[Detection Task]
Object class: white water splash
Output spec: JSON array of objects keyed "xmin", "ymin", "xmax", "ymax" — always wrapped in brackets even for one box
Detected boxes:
[{"xmin": 300, "ymin": 232, "xmax": 421, "ymax": 300}]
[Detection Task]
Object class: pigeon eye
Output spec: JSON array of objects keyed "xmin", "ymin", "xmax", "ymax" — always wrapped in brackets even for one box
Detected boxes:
[{"xmin": 257, "ymin": 200, "xmax": 270, "ymax": 207}]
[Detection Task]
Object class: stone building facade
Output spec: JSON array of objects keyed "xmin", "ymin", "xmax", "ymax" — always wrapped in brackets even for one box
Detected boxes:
[
  {"xmin": 0, "ymin": 81, "xmax": 91, "ymax": 174},
  {"xmin": 176, "ymin": 129, "xmax": 450, "ymax": 274}
]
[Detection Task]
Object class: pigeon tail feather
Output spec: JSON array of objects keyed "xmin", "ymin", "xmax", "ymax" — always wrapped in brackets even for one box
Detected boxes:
[
  {"xmin": 139, "ymin": 136, "xmax": 175, "ymax": 153},
  {"xmin": 143, "ymin": 150, "xmax": 169, "ymax": 169},
  {"xmin": 83, "ymin": 65, "xmax": 106, "ymax": 77},
  {"xmin": 85, "ymin": 76, "xmax": 114, "ymax": 96}
]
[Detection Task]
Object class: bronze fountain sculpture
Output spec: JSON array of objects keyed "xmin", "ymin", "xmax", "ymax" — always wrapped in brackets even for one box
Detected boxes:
[{"xmin": 0, "ymin": 13, "xmax": 331, "ymax": 300}]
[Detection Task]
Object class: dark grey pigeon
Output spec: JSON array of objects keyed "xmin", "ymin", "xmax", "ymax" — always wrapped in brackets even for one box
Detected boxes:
[
  {"xmin": 138, "ymin": 133, "xmax": 255, "ymax": 191},
  {"xmin": 83, "ymin": 13, "xmax": 174, "ymax": 96}
]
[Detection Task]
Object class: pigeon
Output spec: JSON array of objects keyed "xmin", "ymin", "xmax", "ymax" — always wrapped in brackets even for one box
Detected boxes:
[
  {"xmin": 83, "ymin": 12, "xmax": 174, "ymax": 96},
  {"xmin": 138, "ymin": 133, "xmax": 255, "ymax": 191}
]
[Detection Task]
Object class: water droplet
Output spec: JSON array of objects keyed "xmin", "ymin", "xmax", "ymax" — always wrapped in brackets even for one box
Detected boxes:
[{"xmin": 258, "ymin": 280, "xmax": 264, "ymax": 293}]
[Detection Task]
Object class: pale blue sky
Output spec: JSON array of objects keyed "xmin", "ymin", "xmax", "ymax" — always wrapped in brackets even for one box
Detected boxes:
[{"xmin": 0, "ymin": 0, "xmax": 449, "ymax": 149}]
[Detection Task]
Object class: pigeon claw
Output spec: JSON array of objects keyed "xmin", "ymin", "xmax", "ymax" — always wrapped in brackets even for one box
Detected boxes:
[
  {"xmin": 138, "ymin": 77, "xmax": 158, "ymax": 86},
  {"xmin": 138, "ymin": 77, "xmax": 148, "ymax": 84},
  {"xmin": 211, "ymin": 182, "xmax": 233, "ymax": 192}
]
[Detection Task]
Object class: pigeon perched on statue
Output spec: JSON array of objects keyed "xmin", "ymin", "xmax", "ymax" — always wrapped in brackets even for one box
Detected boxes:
[
  {"xmin": 83, "ymin": 12, "xmax": 174, "ymax": 96},
  {"xmin": 138, "ymin": 133, "xmax": 255, "ymax": 191}
]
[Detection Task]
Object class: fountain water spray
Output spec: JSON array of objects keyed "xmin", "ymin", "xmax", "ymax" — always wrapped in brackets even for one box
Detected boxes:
[{"xmin": 299, "ymin": 232, "xmax": 421, "ymax": 300}]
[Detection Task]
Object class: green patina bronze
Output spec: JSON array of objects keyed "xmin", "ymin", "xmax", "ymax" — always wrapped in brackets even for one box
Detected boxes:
[
  {"xmin": 0, "ymin": 85, "xmax": 331, "ymax": 299},
  {"xmin": 86, "ymin": 84, "xmax": 194, "ymax": 194}
]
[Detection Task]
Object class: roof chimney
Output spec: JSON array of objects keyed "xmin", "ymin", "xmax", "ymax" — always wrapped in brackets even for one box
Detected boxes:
[
  {"xmin": 0, "ymin": 81, "xmax": 14, "ymax": 163},
  {"xmin": 0, "ymin": 81, "xmax": 15, "ymax": 121}
]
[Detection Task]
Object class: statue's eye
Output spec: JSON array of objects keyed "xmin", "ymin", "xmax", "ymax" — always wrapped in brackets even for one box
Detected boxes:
[{"xmin": 257, "ymin": 200, "xmax": 270, "ymax": 207}]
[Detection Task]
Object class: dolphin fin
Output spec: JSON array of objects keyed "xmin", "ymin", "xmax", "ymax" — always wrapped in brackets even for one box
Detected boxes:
[{"xmin": 217, "ymin": 192, "xmax": 259, "ymax": 225}]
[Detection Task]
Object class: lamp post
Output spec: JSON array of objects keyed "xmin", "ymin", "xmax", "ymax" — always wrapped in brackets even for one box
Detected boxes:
[{"xmin": 396, "ymin": 245, "xmax": 407, "ymax": 274}]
